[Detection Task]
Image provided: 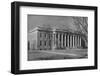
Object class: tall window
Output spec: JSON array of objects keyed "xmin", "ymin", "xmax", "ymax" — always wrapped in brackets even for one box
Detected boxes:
[
  {"xmin": 40, "ymin": 41, "xmax": 42, "ymax": 46},
  {"xmin": 44, "ymin": 41, "xmax": 46, "ymax": 46},
  {"xmin": 45, "ymin": 33, "xmax": 46, "ymax": 38},
  {"xmin": 49, "ymin": 40, "xmax": 51, "ymax": 46},
  {"xmin": 40, "ymin": 33, "xmax": 42, "ymax": 38}
]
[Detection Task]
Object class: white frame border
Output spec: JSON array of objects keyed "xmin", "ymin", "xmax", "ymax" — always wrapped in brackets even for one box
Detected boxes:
[{"xmin": 20, "ymin": 6, "xmax": 95, "ymax": 70}]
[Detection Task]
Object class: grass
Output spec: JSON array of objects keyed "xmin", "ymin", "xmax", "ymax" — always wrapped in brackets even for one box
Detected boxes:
[{"xmin": 28, "ymin": 49, "xmax": 88, "ymax": 61}]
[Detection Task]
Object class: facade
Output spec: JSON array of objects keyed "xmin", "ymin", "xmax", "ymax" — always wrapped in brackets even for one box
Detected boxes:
[{"xmin": 28, "ymin": 26, "xmax": 87, "ymax": 51}]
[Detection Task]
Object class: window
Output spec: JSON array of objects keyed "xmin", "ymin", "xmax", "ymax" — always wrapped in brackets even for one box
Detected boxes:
[
  {"xmin": 40, "ymin": 41, "xmax": 42, "ymax": 46},
  {"xmin": 45, "ymin": 33, "xmax": 46, "ymax": 38},
  {"xmin": 49, "ymin": 40, "xmax": 51, "ymax": 46},
  {"xmin": 40, "ymin": 33, "xmax": 42, "ymax": 37},
  {"xmin": 44, "ymin": 41, "xmax": 46, "ymax": 46}
]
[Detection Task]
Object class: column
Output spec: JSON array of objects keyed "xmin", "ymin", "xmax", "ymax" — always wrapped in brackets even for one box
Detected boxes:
[
  {"xmin": 78, "ymin": 36, "xmax": 79, "ymax": 48},
  {"xmin": 67, "ymin": 34, "xmax": 69, "ymax": 48},
  {"xmin": 63, "ymin": 34, "xmax": 65, "ymax": 47},
  {"xmin": 50, "ymin": 33, "xmax": 52, "ymax": 49},
  {"xmin": 70, "ymin": 35, "xmax": 72, "ymax": 48},
  {"xmin": 45, "ymin": 34, "xmax": 47, "ymax": 50},
  {"xmin": 52, "ymin": 31, "xmax": 56, "ymax": 50},
  {"xmin": 61, "ymin": 33, "xmax": 63, "ymax": 48},
  {"xmin": 47, "ymin": 34, "xmax": 49, "ymax": 50},
  {"xmin": 49, "ymin": 33, "xmax": 51, "ymax": 49},
  {"xmin": 56, "ymin": 33, "xmax": 57, "ymax": 48},
  {"xmin": 55, "ymin": 33, "xmax": 56, "ymax": 48},
  {"xmin": 72, "ymin": 35, "xmax": 73, "ymax": 48},
  {"xmin": 56, "ymin": 33, "xmax": 58, "ymax": 49},
  {"xmin": 76, "ymin": 35, "xmax": 78, "ymax": 48},
  {"xmin": 77, "ymin": 36, "xmax": 79, "ymax": 48},
  {"xmin": 79, "ymin": 37, "xmax": 81, "ymax": 48},
  {"xmin": 64, "ymin": 34, "xmax": 66, "ymax": 47},
  {"xmin": 66, "ymin": 34, "xmax": 67, "ymax": 47},
  {"xmin": 58, "ymin": 33, "xmax": 60, "ymax": 48},
  {"xmin": 73, "ymin": 35, "xmax": 75, "ymax": 48},
  {"xmin": 59, "ymin": 33, "xmax": 62, "ymax": 49},
  {"xmin": 71, "ymin": 35, "xmax": 72, "ymax": 48},
  {"xmin": 46, "ymin": 34, "xmax": 47, "ymax": 50},
  {"xmin": 75, "ymin": 35, "xmax": 77, "ymax": 48}
]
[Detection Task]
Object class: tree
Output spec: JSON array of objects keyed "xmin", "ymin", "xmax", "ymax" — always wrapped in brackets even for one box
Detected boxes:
[{"xmin": 72, "ymin": 17, "xmax": 88, "ymax": 47}]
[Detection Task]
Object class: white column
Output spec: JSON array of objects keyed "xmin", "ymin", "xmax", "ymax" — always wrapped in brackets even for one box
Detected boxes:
[
  {"xmin": 67, "ymin": 34, "xmax": 69, "ymax": 48},
  {"xmin": 50, "ymin": 33, "xmax": 52, "ymax": 49},
  {"xmin": 74, "ymin": 35, "xmax": 75, "ymax": 48},
  {"xmin": 63, "ymin": 34, "xmax": 65, "ymax": 47},
  {"xmin": 56, "ymin": 33, "xmax": 57, "ymax": 48},
  {"xmin": 55, "ymin": 33, "xmax": 56, "ymax": 48},
  {"xmin": 66, "ymin": 34, "xmax": 67, "ymax": 47},
  {"xmin": 76, "ymin": 36, "xmax": 78, "ymax": 48},
  {"xmin": 52, "ymin": 31, "xmax": 55, "ymax": 50},
  {"xmin": 64, "ymin": 34, "xmax": 66, "ymax": 47},
  {"xmin": 77, "ymin": 36, "xmax": 78, "ymax": 48},
  {"xmin": 71, "ymin": 35, "xmax": 73, "ymax": 48},
  {"xmin": 78, "ymin": 36, "xmax": 80, "ymax": 48},
  {"xmin": 73, "ymin": 35, "xmax": 74, "ymax": 48},
  {"xmin": 70, "ymin": 35, "xmax": 73, "ymax": 48},
  {"xmin": 60, "ymin": 33, "xmax": 62, "ymax": 48},
  {"xmin": 61, "ymin": 34, "xmax": 63, "ymax": 48},
  {"xmin": 58, "ymin": 33, "xmax": 60, "ymax": 48},
  {"xmin": 46, "ymin": 34, "xmax": 47, "ymax": 50},
  {"xmin": 75, "ymin": 35, "xmax": 77, "ymax": 48},
  {"xmin": 71, "ymin": 35, "xmax": 72, "ymax": 48},
  {"xmin": 80, "ymin": 37, "xmax": 81, "ymax": 48},
  {"xmin": 77, "ymin": 36, "xmax": 79, "ymax": 48},
  {"xmin": 70, "ymin": 35, "xmax": 71, "ymax": 48}
]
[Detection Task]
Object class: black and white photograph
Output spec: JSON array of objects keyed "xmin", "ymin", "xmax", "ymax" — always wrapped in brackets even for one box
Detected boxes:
[
  {"xmin": 11, "ymin": 1, "xmax": 97, "ymax": 74},
  {"xmin": 28, "ymin": 15, "xmax": 88, "ymax": 61}
]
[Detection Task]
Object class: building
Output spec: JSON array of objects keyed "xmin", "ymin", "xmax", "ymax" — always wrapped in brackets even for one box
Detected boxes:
[{"xmin": 28, "ymin": 26, "xmax": 87, "ymax": 51}]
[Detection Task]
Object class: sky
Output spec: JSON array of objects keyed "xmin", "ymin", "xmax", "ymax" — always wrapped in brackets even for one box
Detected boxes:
[{"xmin": 28, "ymin": 15, "xmax": 80, "ymax": 32}]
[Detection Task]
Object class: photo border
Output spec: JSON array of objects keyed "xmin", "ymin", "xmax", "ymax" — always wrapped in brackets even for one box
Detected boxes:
[{"xmin": 11, "ymin": 1, "xmax": 98, "ymax": 74}]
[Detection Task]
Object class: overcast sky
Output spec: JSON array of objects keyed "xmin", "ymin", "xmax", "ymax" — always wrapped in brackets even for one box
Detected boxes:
[{"xmin": 28, "ymin": 15, "xmax": 78, "ymax": 32}]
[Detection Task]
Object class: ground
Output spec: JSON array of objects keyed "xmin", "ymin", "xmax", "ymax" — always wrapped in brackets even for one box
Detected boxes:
[{"xmin": 28, "ymin": 48, "xmax": 88, "ymax": 61}]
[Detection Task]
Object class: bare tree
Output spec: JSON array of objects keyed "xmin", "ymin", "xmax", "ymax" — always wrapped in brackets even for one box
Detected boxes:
[{"xmin": 72, "ymin": 17, "xmax": 88, "ymax": 47}]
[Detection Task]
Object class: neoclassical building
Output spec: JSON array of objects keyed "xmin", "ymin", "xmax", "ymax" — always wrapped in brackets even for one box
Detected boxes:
[{"xmin": 28, "ymin": 26, "xmax": 87, "ymax": 50}]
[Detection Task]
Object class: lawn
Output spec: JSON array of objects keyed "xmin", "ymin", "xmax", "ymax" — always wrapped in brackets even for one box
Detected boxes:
[{"xmin": 28, "ymin": 49, "xmax": 87, "ymax": 61}]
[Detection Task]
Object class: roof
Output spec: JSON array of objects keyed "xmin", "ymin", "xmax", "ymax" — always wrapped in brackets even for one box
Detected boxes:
[{"xmin": 29, "ymin": 25, "xmax": 83, "ymax": 35}]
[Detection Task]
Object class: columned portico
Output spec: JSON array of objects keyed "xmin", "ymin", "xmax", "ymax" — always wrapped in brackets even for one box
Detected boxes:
[{"xmin": 52, "ymin": 31, "xmax": 83, "ymax": 50}]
